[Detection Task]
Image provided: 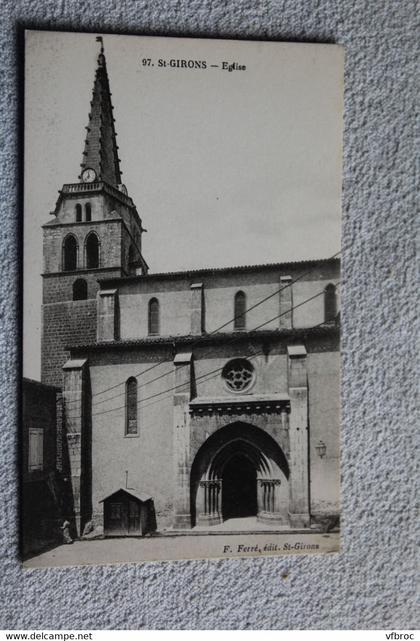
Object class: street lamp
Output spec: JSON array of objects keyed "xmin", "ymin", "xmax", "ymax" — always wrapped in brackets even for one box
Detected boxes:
[{"xmin": 315, "ymin": 440, "xmax": 327, "ymax": 459}]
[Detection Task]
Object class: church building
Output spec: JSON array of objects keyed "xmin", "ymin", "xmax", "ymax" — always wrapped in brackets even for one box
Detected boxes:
[{"xmin": 40, "ymin": 40, "xmax": 340, "ymax": 538}]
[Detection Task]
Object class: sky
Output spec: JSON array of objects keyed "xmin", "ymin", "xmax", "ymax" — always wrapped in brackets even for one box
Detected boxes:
[{"xmin": 24, "ymin": 31, "xmax": 344, "ymax": 380}]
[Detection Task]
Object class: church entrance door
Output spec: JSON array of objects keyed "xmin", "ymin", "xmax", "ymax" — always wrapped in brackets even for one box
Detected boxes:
[{"xmin": 221, "ymin": 454, "xmax": 257, "ymax": 520}]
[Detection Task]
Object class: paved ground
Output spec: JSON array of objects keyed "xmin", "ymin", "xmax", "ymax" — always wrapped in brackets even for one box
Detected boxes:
[
  {"xmin": 23, "ymin": 526, "xmax": 340, "ymax": 569},
  {"xmin": 192, "ymin": 516, "xmax": 288, "ymax": 531}
]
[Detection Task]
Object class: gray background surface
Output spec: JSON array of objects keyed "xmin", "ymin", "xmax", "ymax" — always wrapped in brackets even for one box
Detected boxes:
[{"xmin": 0, "ymin": 0, "xmax": 417, "ymax": 630}]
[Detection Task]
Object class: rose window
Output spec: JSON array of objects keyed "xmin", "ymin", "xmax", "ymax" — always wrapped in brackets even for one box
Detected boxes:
[{"xmin": 222, "ymin": 359, "xmax": 255, "ymax": 393}]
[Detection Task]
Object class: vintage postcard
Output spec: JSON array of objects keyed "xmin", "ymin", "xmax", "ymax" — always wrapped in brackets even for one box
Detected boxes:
[{"xmin": 22, "ymin": 31, "xmax": 343, "ymax": 567}]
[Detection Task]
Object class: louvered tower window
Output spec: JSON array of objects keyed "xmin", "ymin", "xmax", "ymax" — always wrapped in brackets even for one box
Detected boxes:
[
  {"xmin": 63, "ymin": 235, "xmax": 78, "ymax": 271},
  {"xmin": 85, "ymin": 232, "xmax": 99, "ymax": 269}
]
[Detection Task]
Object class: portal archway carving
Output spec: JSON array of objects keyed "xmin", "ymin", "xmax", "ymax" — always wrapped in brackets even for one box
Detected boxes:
[{"xmin": 190, "ymin": 422, "xmax": 289, "ymax": 527}]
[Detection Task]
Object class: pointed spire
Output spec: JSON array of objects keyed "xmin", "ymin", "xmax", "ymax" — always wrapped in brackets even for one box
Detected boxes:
[{"xmin": 79, "ymin": 37, "xmax": 122, "ymax": 187}]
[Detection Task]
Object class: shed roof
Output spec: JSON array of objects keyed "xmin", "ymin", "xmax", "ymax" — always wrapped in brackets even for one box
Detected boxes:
[{"xmin": 99, "ymin": 488, "xmax": 152, "ymax": 503}]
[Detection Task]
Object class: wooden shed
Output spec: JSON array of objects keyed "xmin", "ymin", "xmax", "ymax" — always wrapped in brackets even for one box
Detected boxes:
[{"xmin": 100, "ymin": 488, "xmax": 156, "ymax": 537}]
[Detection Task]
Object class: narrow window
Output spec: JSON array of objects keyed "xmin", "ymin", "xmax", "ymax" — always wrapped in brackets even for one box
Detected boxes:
[
  {"xmin": 75, "ymin": 204, "xmax": 82, "ymax": 222},
  {"xmin": 324, "ymin": 283, "xmax": 337, "ymax": 322},
  {"xmin": 28, "ymin": 428, "xmax": 43, "ymax": 471},
  {"xmin": 128, "ymin": 245, "xmax": 136, "ymax": 275},
  {"xmin": 126, "ymin": 377, "xmax": 138, "ymax": 435},
  {"xmin": 63, "ymin": 235, "xmax": 78, "ymax": 271},
  {"xmin": 73, "ymin": 278, "xmax": 88, "ymax": 301},
  {"xmin": 148, "ymin": 298, "xmax": 160, "ymax": 335},
  {"xmin": 234, "ymin": 291, "xmax": 246, "ymax": 330},
  {"xmin": 85, "ymin": 232, "xmax": 99, "ymax": 269},
  {"xmin": 85, "ymin": 202, "xmax": 92, "ymax": 222}
]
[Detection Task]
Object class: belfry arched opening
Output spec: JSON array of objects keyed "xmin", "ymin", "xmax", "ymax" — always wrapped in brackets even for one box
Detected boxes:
[{"xmin": 190, "ymin": 422, "xmax": 290, "ymax": 528}]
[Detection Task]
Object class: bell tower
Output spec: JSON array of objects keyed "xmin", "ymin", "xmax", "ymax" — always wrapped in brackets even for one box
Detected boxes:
[{"xmin": 41, "ymin": 37, "xmax": 148, "ymax": 386}]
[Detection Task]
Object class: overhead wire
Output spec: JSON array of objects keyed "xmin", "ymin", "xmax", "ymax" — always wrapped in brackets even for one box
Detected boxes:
[
  {"xmin": 64, "ymin": 249, "xmax": 341, "ymax": 408},
  {"xmin": 74, "ymin": 283, "xmax": 340, "ymax": 420},
  {"xmin": 137, "ymin": 320, "xmax": 341, "ymax": 415}
]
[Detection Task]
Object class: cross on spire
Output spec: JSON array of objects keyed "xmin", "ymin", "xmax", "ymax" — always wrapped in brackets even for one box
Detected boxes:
[{"xmin": 79, "ymin": 37, "xmax": 122, "ymax": 187}]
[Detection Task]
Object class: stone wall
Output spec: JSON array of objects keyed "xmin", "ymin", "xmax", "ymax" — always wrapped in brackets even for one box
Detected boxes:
[
  {"xmin": 42, "ymin": 267, "xmax": 121, "ymax": 304},
  {"xmin": 41, "ymin": 299, "xmax": 97, "ymax": 386},
  {"xmin": 83, "ymin": 333, "xmax": 339, "ymax": 531},
  {"xmin": 87, "ymin": 345, "xmax": 175, "ymax": 529},
  {"xmin": 115, "ymin": 260, "xmax": 340, "ymax": 340},
  {"xmin": 43, "ymin": 219, "xmax": 123, "ymax": 274}
]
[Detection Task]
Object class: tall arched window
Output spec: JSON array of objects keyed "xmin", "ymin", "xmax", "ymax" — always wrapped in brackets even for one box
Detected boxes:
[
  {"xmin": 148, "ymin": 298, "xmax": 160, "ymax": 335},
  {"xmin": 73, "ymin": 278, "xmax": 87, "ymax": 301},
  {"xmin": 125, "ymin": 377, "xmax": 138, "ymax": 436},
  {"xmin": 234, "ymin": 291, "xmax": 246, "ymax": 330},
  {"xmin": 324, "ymin": 283, "xmax": 337, "ymax": 322},
  {"xmin": 62, "ymin": 234, "xmax": 78, "ymax": 271},
  {"xmin": 75, "ymin": 204, "xmax": 82, "ymax": 222},
  {"xmin": 85, "ymin": 232, "xmax": 99, "ymax": 269},
  {"xmin": 85, "ymin": 202, "xmax": 92, "ymax": 222}
]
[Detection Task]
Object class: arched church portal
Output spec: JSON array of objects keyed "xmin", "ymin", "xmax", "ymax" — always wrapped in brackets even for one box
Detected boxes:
[{"xmin": 190, "ymin": 422, "xmax": 289, "ymax": 528}]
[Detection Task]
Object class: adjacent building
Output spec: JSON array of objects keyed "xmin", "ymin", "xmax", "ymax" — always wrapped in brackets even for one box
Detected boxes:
[{"xmin": 21, "ymin": 378, "xmax": 65, "ymax": 554}]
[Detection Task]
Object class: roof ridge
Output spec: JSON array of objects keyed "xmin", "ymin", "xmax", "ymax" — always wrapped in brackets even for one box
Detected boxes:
[
  {"xmin": 99, "ymin": 256, "xmax": 340, "ymax": 283},
  {"xmin": 67, "ymin": 324, "xmax": 340, "ymax": 351}
]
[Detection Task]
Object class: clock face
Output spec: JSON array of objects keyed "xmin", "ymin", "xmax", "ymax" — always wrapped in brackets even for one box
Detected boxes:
[{"xmin": 82, "ymin": 168, "xmax": 97, "ymax": 183}]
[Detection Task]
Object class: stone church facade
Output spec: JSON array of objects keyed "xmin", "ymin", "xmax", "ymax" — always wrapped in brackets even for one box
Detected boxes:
[{"xmin": 40, "ymin": 40, "xmax": 340, "ymax": 537}]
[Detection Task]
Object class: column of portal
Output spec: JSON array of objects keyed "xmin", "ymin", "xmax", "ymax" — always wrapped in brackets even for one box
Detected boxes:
[
  {"xmin": 173, "ymin": 352, "xmax": 193, "ymax": 529},
  {"xmin": 258, "ymin": 479, "xmax": 283, "ymax": 523},
  {"xmin": 198, "ymin": 480, "xmax": 222, "ymax": 525},
  {"xmin": 287, "ymin": 344, "xmax": 310, "ymax": 528}
]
